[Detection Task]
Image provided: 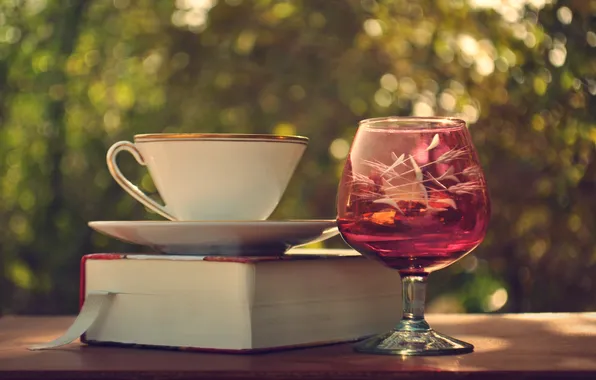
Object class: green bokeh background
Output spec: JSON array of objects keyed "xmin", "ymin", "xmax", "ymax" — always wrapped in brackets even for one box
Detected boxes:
[{"xmin": 0, "ymin": 0, "xmax": 595, "ymax": 315}]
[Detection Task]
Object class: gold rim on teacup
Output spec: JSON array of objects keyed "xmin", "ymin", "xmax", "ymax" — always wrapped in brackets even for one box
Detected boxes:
[{"xmin": 134, "ymin": 133, "xmax": 309, "ymax": 145}]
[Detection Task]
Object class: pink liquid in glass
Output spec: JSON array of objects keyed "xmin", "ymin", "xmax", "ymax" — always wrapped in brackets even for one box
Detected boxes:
[{"xmin": 337, "ymin": 125, "xmax": 490, "ymax": 275}]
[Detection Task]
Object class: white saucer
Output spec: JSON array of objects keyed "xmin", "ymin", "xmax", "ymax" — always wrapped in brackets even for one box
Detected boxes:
[{"xmin": 88, "ymin": 220, "xmax": 339, "ymax": 256}]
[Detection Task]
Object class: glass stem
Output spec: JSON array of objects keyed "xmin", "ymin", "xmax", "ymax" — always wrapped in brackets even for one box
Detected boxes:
[{"xmin": 397, "ymin": 275, "xmax": 431, "ymax": 332}]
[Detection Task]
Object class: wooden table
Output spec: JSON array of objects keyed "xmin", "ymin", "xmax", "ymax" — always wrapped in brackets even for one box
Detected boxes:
[{"xmin": 1, "ymin": 313, "xmax": 596, "ymax": 379}]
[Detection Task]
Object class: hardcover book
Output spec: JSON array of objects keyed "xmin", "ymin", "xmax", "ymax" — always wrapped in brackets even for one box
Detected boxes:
[{"xmin": 80, "ymin": 249, "xmax": 402, "ymax": 352}]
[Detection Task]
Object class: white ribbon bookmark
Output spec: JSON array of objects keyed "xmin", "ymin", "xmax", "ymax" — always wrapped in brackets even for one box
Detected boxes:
[{"xmin": 28, "ymin": 291, "xmax": 114, "ymax": 351}]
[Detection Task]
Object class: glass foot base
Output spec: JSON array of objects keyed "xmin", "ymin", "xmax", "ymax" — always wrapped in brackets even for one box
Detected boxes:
[{"xmin": 354, "ymin": 329, "xmax": 474, "ymax": 356}]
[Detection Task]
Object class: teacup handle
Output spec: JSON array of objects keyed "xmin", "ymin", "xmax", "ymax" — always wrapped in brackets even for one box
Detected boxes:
[{"xmin": 106, "ymin": 141, "xmax": 176, "ymax": 221}]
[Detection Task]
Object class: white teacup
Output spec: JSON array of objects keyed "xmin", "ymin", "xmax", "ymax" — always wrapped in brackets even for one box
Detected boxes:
[{"xmin": 106, "ymin": 133, "xmax": 308, "ymax": 221}]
